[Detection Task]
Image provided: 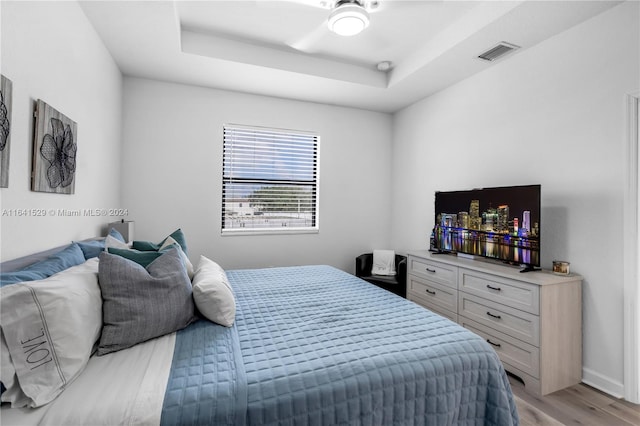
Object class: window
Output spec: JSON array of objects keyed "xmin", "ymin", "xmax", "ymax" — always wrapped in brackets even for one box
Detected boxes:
[{"xmin": 222, "ymin": 125, "xmax": 319, "ymax": 234}]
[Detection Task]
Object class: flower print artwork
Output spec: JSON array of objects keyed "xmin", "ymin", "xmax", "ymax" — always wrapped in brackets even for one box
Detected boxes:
[
  {"xmin": 32, "ymin": 100, "xmax": 77, "ymax": 194},
  {"xmin": 0, "ymin": 75, "xmax": 12, "ymax": 188},
  {"xmin": 40, "ymin": 118, "xmax": 77, "ymax": 188},
  {"xmin": 0, "ymin": 91, "xmax": 9, "ymax": 151}
]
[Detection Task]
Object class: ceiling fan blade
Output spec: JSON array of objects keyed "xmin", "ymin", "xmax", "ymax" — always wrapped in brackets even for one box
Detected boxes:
[
  {"xmin": 293, "ymin": 0, "xmax": 333, "ymax": 9},
  {"xmin": 286, "ymin": 21, "xmax": 329, "ymax": 53},
  {"xmin": 255, "ymin": 0, "xmax": 333, "ymax": 11}
]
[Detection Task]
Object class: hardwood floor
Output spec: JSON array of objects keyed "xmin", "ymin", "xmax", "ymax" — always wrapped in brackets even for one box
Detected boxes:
[{"xmin": 509, "ymin": 375, "xmax": 640, "ymax": 426}]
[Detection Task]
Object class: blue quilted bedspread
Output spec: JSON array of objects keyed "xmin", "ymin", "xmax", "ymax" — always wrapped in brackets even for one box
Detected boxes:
[
  {"xmin": 161, "ymin": 320, "xmax": 248, "ymax": 425},
  {"xmin": 162, "ymin": 265, "xmax": 519, "ymax": 426}
]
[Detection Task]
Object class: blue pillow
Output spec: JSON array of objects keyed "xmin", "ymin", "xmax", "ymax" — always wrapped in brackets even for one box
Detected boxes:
[
  {"xmin": 108, "ymin": 227, "xmax": 126, "ymax": 243},
  {"xmin": 0, "ymin": 270, "xmax": 48, "ymax": 287},
  {"xmin": 0, "ymin": 243, "xmax": 85, "ymax": 287},
  {"xmin": 76, "ymin": 239, "xmax": 106, "ymax": 260}
]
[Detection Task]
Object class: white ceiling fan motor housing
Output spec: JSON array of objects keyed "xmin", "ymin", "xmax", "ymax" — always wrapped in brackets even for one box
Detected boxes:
[{"xmin": 328, "ymin": 1, "xmax": 370, "ymax": 36}]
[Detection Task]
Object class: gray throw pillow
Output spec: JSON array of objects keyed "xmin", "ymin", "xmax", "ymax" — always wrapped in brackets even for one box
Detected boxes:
[{"xmin": 97, "ymin": 248, "xmax": 196, "ymax": 356}]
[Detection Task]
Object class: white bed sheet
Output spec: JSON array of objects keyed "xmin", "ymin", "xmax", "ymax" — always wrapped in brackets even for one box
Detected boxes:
[{"xmin": 0, "ymin": 332, "xmax": 176, "ymax": 426}]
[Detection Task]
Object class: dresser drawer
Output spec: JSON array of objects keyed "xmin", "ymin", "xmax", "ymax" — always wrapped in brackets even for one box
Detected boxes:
[
  {"xmin": 459, "ymin": 269, "xmax": 539, "ymax": 315},
  {"xmin": 408, "ymin": 294, "xmax": 458, "ymax": 322},
  {"xmin": 408, "ymin": 256, "xmax": 457, "ymax": 288},
  {"xmin": 459, "ymin": 293, "xmax": 540, "ymax": 346},
  {"xmin": 408, "ymin": 276, "xmax": 457, "ymax": 313},
  {"xmin": 460, "ymin": 318, "xmax": 540, "ymax": 379}
]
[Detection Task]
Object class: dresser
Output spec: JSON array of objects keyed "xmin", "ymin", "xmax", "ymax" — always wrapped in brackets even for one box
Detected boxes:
[{"xmin": 407, "ymin": 250, "xmax": 582, "ymax": 395}]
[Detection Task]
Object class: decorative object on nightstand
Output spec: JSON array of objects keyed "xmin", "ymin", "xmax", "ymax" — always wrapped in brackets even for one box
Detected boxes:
[
  {"xmin": 108, "ymin": 220, "xmax": 134, "ymax": 243},
  {"xmin": 355, "ymin": 252, "xmax": 407, "ymax": 297},
  {"xmin": 552, "ymin": 260, "xmax": 570, "ymax": 275}
]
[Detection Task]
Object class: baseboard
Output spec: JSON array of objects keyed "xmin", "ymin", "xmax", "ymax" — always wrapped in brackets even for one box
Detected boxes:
[{"xmin": 582, "ymin": 367, "xmax": 624, "ymax": 399}]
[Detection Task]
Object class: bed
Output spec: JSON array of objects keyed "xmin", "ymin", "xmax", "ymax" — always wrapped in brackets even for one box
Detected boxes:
[{"xmin": 0, "ymin": 236, "xmax": 519, "ymax": 426}]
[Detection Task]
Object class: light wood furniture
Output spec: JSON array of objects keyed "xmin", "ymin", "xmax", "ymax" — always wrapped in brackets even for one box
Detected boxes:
[{"xmin": 407, "ymin": 250, "xmax": 582, "ymax": 396}]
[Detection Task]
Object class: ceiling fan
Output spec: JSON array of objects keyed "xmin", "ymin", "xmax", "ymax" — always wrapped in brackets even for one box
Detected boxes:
[
  {"xmin": 281, "ymin": 0, "xmax": 382, "ymax": 53},
  {"xmin": 325, "ymin": 0, "xmax": 380, "ymax": 36}
]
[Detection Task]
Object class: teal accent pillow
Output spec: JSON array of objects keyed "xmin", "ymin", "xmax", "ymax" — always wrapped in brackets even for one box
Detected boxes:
[
  {"xmin": 131, "ymin": 241, "xmax": 160, "ymax": 251},
  {"xmin": 132, "ymin": 229, "xmax": 188, "ymax": 254},
  {"xmin": 107, "ymin": 247, "xmax": 168, "ymax": 268},
  {"xmin": 0, "ymin": 243, "xmax": 85, "ymax": 287},
  {"xmin": 160, "ymin": 229, "xmax": 188, "ymax": 254}
]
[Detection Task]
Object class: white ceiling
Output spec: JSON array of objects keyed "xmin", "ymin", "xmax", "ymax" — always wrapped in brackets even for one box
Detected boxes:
[{"xmin": 79, "ymin": 0, "xmax": 621, "ymax": 113}]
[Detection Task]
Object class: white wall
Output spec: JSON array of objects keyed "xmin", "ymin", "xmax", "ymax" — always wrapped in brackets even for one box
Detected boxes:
[
  {"xmin": 0, "ymin": 1, "xmax": 123, "ymax": 261},
  {"xmin": 391, "ymin": 1, "xmax": 640, "ymax": 397},
  {"xmin": 121, "ymin": 77, "xmax": 392, "ymax": 272}
]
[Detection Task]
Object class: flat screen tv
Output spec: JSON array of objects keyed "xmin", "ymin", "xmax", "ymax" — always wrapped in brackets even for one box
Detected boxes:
[{"xmin": 432, "ymin": 184, "xmax": 541, "ymax": 271}]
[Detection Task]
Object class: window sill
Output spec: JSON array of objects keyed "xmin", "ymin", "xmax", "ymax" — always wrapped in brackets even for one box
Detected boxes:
[{"xmin": 221, "ymin": 228, "xmax": 319, "ymax": 237}]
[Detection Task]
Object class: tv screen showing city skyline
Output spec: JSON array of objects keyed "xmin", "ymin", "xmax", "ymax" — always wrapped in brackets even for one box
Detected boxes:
[{"xmin": 433, "ymin": 184, "xmax": 541, "ymax": 268}]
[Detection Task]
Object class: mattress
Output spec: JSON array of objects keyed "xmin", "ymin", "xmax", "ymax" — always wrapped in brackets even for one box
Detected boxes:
[
  {"xmin": 1, "ymin": 264, "xmax": 519, "ymax": 425},
  {"xmin": 0, "ymin": 332, "xmax": 176, "ymax": 425}
]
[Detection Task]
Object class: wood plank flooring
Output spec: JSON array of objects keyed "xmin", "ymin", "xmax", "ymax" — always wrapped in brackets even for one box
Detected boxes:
[{"xmin": 509, "ymin": 375, "xmax": 640, "ymax": 426}]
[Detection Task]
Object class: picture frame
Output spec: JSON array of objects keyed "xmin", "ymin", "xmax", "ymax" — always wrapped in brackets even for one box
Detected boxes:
[
  {"xmin": 32, "ymin": 100, "xmax": 77, "ymax": 194},
  {"xmin": 552, "ymin": 260, "xmax": 571, "ymax": 275},
  {"xmin": 0, "ymin": 74, "xmax": 13, "ymax": 188}
]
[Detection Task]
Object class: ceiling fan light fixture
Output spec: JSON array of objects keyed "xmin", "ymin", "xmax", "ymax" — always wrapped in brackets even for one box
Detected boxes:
[{"xmin": 328, "ymin": 3, "xmax": 370, "ymax": 36}]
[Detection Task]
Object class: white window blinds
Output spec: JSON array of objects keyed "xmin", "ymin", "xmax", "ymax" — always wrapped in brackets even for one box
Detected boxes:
[{"xmin": 222, "ymin": 125, "xmax": 319, "ymax": 233}]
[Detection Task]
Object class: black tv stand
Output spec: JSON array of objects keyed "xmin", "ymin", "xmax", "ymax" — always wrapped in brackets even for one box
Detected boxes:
[{"xmin": 519, "ymin": 265, "xmax": 539, "ymax": 273}]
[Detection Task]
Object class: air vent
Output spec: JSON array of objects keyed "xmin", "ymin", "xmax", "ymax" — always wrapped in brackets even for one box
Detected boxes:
[{"xmin": 478, "ymin": 42, "xmax": 520, "ymax": 62}]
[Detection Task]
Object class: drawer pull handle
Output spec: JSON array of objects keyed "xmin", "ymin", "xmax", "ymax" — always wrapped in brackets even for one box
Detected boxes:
[
  {"xmin": 426, "ymin": 268, "xmax": 436, "ymax": 273},
  {"xmin": 425, "ymin": 289, "xmax": 436, "ymax": 295},
  {"xmin": 486, "ymin": 311, "xmax": 502, "ymax": 320},
  {"xmin": 487, "ymin": 339, "xmax": 502, "ymax": 348},
  {"xmin": 486, "ymin": 284, "xmax": 501, "ymax": 291}
]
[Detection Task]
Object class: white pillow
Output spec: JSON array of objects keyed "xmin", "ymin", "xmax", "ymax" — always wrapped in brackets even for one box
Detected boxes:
[
  {"xmin": 159, "ymin": 236, "xmax": 194, "ymax": 280},
  {"xmin": 0, "ymin": 258, "xmax": 102, "ymax": 408},
  {"xmin": 0, "ymin": 330, "xmax": 28, "ymax": 406},
  {"xmin": 192, "ymin": 256, "xmax": 236, "ymax": 327},
  {"xmin": 104, "ymin": 234, "xmax": 130, "ymax": 250}
]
